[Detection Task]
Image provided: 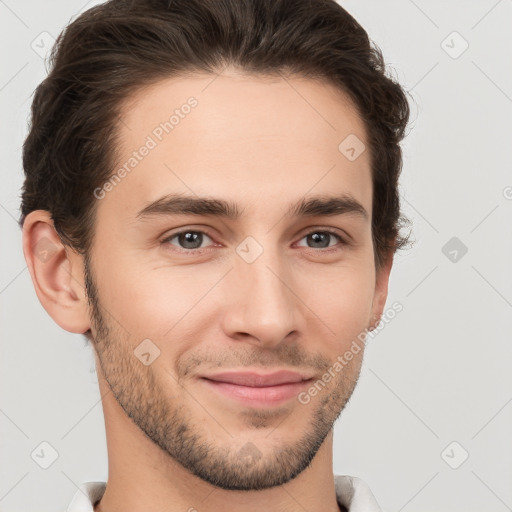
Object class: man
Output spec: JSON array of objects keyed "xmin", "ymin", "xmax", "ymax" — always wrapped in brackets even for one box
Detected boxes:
[{"xmin": 20, "ymin": 0, "xmax": 411, "ymax": 510}]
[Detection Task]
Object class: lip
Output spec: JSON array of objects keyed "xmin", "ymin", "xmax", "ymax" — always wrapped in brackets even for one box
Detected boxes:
[
  {"xmin": 199, "ymin": 370, "xmax": 314, "ymax": 408},
  {"xmin": 200, "ymin": 370, "xmax": 314, "ymax": 387}
]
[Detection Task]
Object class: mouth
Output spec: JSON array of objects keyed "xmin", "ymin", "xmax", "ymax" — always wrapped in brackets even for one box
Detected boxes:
[
  {"xmin": 200, "ymin": 369, "xmax": 315, "ymax": 387},
  {"xmin": 199, "ymin": 370, "xmax": 314, "ymax": 407}
]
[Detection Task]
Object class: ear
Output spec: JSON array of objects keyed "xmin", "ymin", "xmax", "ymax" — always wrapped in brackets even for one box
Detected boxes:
[
  {"xmin": 22, "ymin": 210, "xmax": 91, "ymax": 334},
  {"xmin": 368, "ymin": 251, "xmax": 394, "ymax": 331}
]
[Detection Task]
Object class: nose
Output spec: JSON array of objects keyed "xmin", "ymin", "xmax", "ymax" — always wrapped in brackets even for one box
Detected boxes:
[{"xmin": 220, "ymin": 244, "xmax": 301, "ymax": 348}]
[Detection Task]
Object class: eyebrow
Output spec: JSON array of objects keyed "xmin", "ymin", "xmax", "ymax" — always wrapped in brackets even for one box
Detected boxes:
[{"xmin": 136, "ymin": 193, "xmax": 368, "ymax": 222}]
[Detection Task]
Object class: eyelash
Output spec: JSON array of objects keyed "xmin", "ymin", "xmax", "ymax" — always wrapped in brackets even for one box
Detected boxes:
[{"xmin": 160, "ymin": 228, "xmax": 348, "ymax": 255}]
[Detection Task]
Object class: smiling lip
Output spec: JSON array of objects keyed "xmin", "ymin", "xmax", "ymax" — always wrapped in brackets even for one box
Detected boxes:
[
  {"xmin": 199, "ymin": 370, "xmax": 314, "ymax": 407},
  {"xmin": 200, "ymin": 370, "xmax": 314, "ymax": 387}
]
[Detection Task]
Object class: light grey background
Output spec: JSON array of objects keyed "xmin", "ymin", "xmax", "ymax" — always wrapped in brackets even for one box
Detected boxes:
[{"xmin": 1, "ymin": 1, "xmax": 511, "ymax": 511}]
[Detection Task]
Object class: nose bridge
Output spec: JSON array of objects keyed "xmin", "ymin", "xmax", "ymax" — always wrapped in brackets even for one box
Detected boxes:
[{"xmin": 223, "ymin": 236, "xmax": 298, "ymax": 345}]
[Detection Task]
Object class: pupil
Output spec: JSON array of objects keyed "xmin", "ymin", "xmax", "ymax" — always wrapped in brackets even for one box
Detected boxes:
[
  {"xmin": 310, "ymin": 232, "xmax": 329, "ymax": 248},
  {"xmin": 181, "ymin": 232, "xmax": 201, "ymax": 249}
]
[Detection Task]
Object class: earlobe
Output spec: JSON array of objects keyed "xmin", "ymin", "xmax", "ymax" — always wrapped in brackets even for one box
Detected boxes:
[{"xmin": 22, "ymin": 210, "xmax": 91, "ymax": 334}]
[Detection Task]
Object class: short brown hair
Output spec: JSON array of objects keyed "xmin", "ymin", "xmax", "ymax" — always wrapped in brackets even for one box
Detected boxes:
[{"xmin": 19, "ymin": 0, "xmax": 412, "ymax": 270}]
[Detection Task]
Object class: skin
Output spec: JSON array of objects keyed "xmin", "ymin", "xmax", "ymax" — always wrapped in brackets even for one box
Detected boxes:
[{"xmin": 22, "ymin": 68, "xmax": 393, "ymax": 512}]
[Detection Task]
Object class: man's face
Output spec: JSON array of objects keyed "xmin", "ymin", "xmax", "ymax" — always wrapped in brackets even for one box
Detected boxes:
[{"xmin": 85, "ymin": 70, "xmax": 386, "ymax": 490}]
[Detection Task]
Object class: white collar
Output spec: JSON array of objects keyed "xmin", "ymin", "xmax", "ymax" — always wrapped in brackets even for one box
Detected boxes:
[{"xmin": 67, "ymin": 475, "xmax": 382, "ymax": 512}]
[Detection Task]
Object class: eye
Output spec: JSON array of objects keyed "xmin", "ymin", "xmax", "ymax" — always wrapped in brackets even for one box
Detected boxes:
[
  {"xmin": 296, "ymin": 230, "xmax": 346, "ymax": 250},
  {"xmin": 162, "ymin": 230, "xmax": 215, "ymax": 252},
  {"xmin": 161, "ymin": 228, "xmax": 347, "ymax": 254}
]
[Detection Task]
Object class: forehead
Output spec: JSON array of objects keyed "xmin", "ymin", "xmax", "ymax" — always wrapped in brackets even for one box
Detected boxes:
[{"xmin": 97, "ymin": 71, "xmax": 372, "ymax": 224}]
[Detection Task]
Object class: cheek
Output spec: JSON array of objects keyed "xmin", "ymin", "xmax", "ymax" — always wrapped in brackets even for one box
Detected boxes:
[
  {"xmin": 89, "ymin": 253, "xmax": 162, "ymax": 338},
  {"xmin": 119, "ymin": 277, "xmax": 182, "ymax": 338},
  {"xmin": 304, "ymin": 264, "xmax": 375, "ymax": 348},
  {"xmin": 99, "ymin": 257, "xmax": 217, "ymax": 344}
]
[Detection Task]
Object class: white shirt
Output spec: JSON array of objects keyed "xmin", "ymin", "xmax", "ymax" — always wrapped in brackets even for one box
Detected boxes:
[{"xmin": 66, "ymin": 475, "xmax": 383, "ymax": 511}]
